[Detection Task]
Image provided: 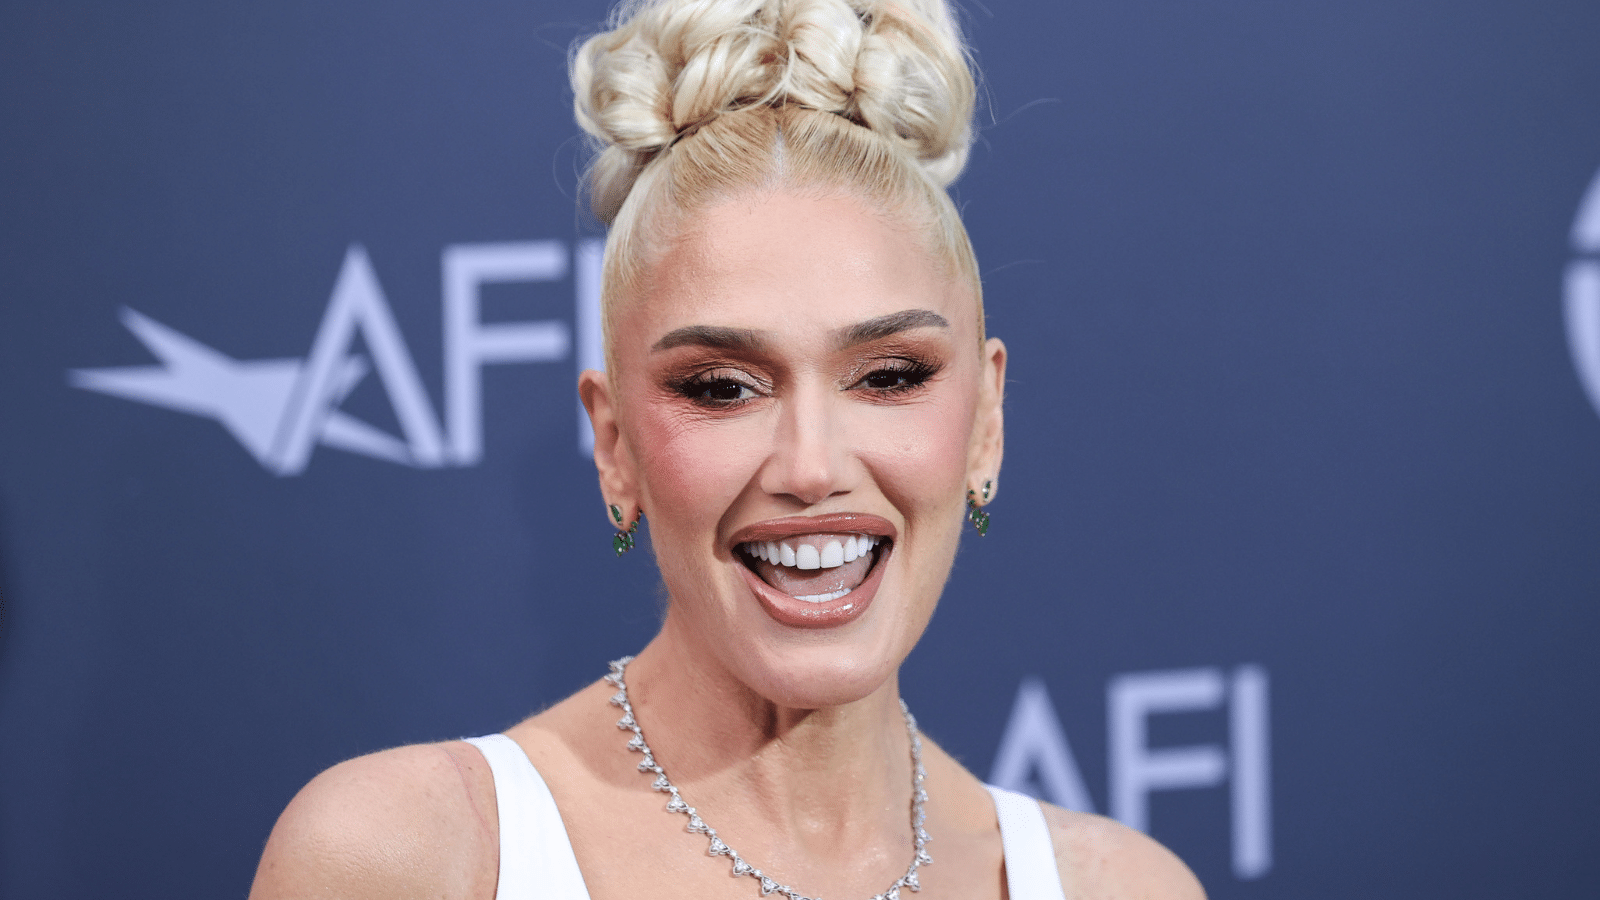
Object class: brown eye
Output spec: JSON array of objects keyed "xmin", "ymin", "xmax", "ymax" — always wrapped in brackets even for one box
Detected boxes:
[
  {"xmin": 863, "ymin": 370, "xmax": 914, "ymax": 390},
  {"xmin": 852, "ymin": 359, "xmax": 939, "ymax": 395},
  {"xmin": 699, "ymin": 380, "xmax": 754, "ymax": 402},
  {"xmin": 672, "ymin": 369, "xmax": 763, "ymax": 408}
]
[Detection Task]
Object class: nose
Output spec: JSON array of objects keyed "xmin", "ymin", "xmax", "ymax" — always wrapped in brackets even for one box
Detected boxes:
[{"xmin": 761, "ymin": 382, "xmax": 853, "ymax": 507}]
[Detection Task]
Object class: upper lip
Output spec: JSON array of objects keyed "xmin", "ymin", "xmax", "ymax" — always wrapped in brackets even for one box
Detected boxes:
[{"xmin": 729, "ymin": 513, "xmax": 897, "ymax": 546}]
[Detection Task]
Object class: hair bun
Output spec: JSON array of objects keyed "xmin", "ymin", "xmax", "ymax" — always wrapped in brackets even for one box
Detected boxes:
[{"xmin": 572, "ymin": 0, "xmax": 976, "ymax": 220}]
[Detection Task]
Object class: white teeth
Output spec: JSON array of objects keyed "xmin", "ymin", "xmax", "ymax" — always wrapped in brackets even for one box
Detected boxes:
[
  {"xmin": 795, "ymin": 544, "xmax": 821, "ymax": 569},
  {"xmin": 820, "ymin": 540, "xmax": 844, "ymax": 568},
  {"xmin": 742, "ymin": 534, "xmax": 882, "ymax": 570},
  {"xmin": 795, "ymin": 587, "xmax": 852, "ymax": 603}
]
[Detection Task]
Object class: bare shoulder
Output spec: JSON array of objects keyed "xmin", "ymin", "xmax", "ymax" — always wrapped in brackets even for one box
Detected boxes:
[
  {"xmin": 248, "ymin": 741, "xmax": 499, "ymax": 900},
  {"xmin": 1039, "ymin": 804, "xmax": 1206, "ymax": 900}
]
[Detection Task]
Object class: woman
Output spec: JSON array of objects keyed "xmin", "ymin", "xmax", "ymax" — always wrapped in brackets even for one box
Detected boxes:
[{"xmin": 251, "ymin": 1, "xmax": 1204, "ymax": 898}]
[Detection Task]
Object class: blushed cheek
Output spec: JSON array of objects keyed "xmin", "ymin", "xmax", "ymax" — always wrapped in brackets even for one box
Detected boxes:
[
  {"xmin": 859, "ymin": 397, "xmax": 976, "ymax": 522},
  {"xmin": 628, "ymin": 406, "xmax": 760, "ymax": 537}
]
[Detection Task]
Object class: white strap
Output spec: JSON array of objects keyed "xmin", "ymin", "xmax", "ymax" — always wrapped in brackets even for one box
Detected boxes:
[
  {"xmin": 985, "ymin": 785, "xmax": 1068, "ymax": 900},
  {"xmin": 463, "ymin": 734, "xmax": 593, "ymax": 900},
  {"xmin": 464, "ymin": 738, "xmax": 1058, "ymax": 900}
]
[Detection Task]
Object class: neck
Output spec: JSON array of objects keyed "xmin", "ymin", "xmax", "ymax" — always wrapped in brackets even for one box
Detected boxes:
[{"xmin": 619, "ymin": 620, "xmax": 914, "ymax": 849}]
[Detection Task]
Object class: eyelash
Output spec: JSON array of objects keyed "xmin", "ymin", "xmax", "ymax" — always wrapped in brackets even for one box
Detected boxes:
[
  {"xmin": 670, "ymin": 358, "xmax": 941, "ymax": 409},
  {"xmin": 671, "ymin": 368, "xmax": 764, "ymax": 407},
  {"xmin": 851, "ymin": 358, "xmax": 941, "ymax": 397}
]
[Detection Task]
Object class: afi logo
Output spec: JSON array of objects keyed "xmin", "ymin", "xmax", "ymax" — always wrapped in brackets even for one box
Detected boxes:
[
  {"xmin": 1566, "ymin": 167, "xmax": 1600, "ymax": 420},
  {"xmin": 990, "ymin": 666, "xmax": 1272, "ymax": 881},
  {"xmin": 70, "ymin": 240, "xmax": 604, "ymax": 475}
]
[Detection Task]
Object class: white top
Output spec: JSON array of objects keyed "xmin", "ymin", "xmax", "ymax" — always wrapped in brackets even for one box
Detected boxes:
[{"xmin": 464, "ymin": 733, "xmax": 1068, "ymax": 900}]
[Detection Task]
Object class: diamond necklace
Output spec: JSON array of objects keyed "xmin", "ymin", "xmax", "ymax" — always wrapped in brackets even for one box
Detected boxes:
[{"xmin": 605, "ymin": 656, "xmax": 932, "ymax": 900}]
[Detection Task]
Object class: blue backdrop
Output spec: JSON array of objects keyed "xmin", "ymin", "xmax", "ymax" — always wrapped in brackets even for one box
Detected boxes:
[{"xmin": 3, "ymin": 2, "xmax": 1599, "ymax": 897}]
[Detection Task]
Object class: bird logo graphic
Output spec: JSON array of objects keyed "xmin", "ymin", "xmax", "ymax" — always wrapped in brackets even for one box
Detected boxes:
[
  {"xmin": 70, "ymin": 247, "xmax": 444, "ymax": 475},
  {"xmin": 69, "ymin": 242, "xmax": 585, "ymax": 475}
]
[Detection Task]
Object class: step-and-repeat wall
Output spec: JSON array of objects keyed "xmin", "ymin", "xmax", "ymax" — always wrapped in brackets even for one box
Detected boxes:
[{"xmin": 3, "ymin": 2, "xmax": 1598, "ymax": 897}]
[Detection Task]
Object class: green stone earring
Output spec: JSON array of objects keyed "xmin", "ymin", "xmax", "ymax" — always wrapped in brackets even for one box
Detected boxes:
[
  {"xmin": 610, "ymin": 504, "xmax": 641, "ymax": 556},
  {"xmin": 966, "ymin": 480, "xmax": 993, "ymax": 536}
]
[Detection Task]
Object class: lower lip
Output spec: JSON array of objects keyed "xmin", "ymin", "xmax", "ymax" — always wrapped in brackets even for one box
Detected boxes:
[{"xmin": 738, "ymin": 544, "xmax": 891, "ymax": 629}]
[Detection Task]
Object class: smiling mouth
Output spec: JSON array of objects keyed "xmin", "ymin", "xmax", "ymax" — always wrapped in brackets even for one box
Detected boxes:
[{"xmin": 737, "ymin": 534, "xmax": 887, "ymax": 603}]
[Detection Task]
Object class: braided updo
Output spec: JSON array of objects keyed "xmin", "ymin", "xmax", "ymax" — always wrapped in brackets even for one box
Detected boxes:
[{"xmin": 571, "ymin": 0, "xmax": 984, "ymax": 354}]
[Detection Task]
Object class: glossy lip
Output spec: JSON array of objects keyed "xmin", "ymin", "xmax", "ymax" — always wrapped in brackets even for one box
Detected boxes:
[
  {"xmin": 729, "ymin": 513, "xmax": 896, "ymax": 629},
  {"xmin": 729, "ymin": 513, "xmax": 897, "ymax": 545}
]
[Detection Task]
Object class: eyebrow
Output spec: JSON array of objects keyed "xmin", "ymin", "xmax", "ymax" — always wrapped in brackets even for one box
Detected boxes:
[
  {"xmin": 836, "ymin": 309, "xmax": 950, "ymax": 349},
  {"xmin": 651, "ymin": 309, "xmax": 949, "ymax": 354},
  {"xmin": 651, "ymin": 325, "xmax": 765, "ymax": 353}
]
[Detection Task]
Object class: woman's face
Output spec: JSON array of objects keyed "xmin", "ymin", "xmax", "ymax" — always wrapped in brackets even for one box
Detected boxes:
[{"xmin": 584, "ymin": 188, "xmax": 1005, "ymax": 709}]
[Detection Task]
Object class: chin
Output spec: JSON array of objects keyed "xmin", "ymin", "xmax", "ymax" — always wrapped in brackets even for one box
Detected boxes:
[
  {"xmin": 731, "ymin": 589, "xmax": 932, "ymax": 710},
  {"xmin": 740, "ymin": 641, "xmax": 905, "ymax": 711}
]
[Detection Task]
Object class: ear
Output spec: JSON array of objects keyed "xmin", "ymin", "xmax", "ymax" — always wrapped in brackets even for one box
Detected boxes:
[
  {"xmin": 967, "ymin": 337, "xmax": 1007, "ymax": 501},
  {"xmin": 579, "ymin": 368, "xmax": 639, "ymax": 525}
]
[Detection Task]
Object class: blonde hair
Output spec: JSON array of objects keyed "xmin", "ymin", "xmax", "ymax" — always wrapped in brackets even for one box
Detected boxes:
[{"xmin": 570, "ymin": 0, "xmax": 983, "ymax": 363}]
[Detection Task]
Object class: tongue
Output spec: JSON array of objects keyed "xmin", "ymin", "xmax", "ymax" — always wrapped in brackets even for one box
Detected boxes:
[{"xmin": 753, "ymin": 551, "xmax": 875, "ymax": 599}]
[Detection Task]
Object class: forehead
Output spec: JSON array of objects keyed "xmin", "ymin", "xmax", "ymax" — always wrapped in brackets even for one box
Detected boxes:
[{"xmin": 620, "ymin": 189, "xmax": 975, "ymax": 345}]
